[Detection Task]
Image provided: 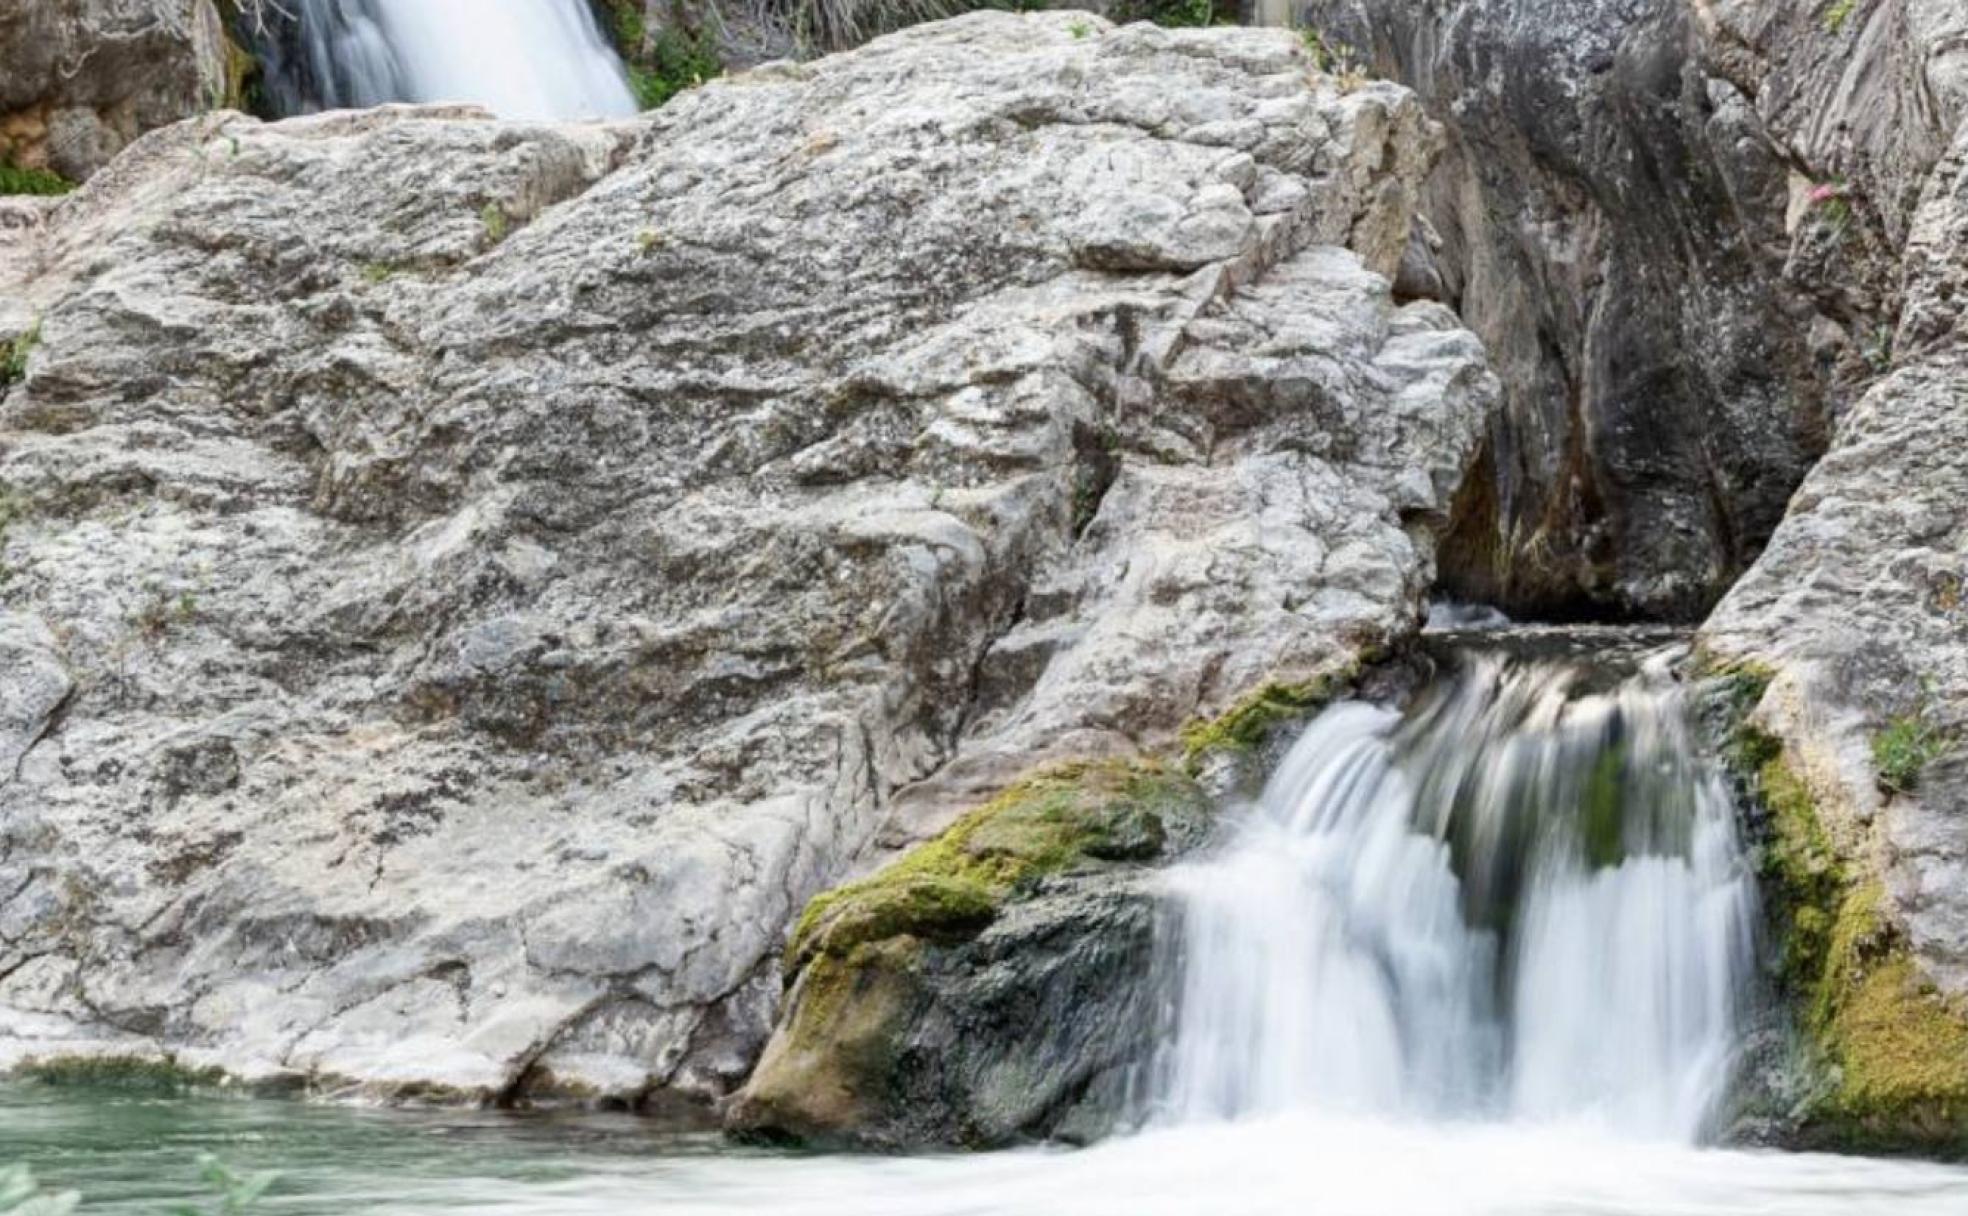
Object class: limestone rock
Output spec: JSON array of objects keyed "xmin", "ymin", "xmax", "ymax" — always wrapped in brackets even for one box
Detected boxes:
[
  {"xmin": 0, "ymin": 14, "xmax": 1492, "ymax": 1103},
  {"xmin": 1701, "ymin": 121, "xmax": 1968, "ymax": 1150},
  {"xmin": 1301, "ymin": 0, "xmax": 1966, "ymax": 619}
]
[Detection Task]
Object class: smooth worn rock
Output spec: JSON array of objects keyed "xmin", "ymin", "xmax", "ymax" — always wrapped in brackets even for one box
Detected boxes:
[
  {"xmin": 1301, "ymin": 0, "xmax": 1966, "ymax": 620},
  {"xmin": 0, "ymin": 0, "xmax": 230, "ymax": 182},
  {"xmin": 0, "ymin": 14, "xmax": 1493, "ymax": 1104}
]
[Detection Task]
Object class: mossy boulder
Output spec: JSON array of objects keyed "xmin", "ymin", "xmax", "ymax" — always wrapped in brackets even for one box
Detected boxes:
[
  {"xmin": 728, "ymin": 758, "xmax": 1210, "ymax": 1149},
  {"xmin": 1723, "ymin": 698, "xmax": 1968, "ymax": 1156}
]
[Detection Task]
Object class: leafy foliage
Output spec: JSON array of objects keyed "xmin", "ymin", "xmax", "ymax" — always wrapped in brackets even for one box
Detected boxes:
[
  {"xmin": 0, "ymin": 163, "xmax": 73, "ymax": 197},
  {"xmin": 609, "ymin": 3, "xmax": 722, "ymax": 107},
  {"xmin": 1, "ymin": 320, "xmax": 41, "ymax": 390},
  {"xmin": 1874, "ymin": 712, "xmax": 1949, "ymax": 794}
]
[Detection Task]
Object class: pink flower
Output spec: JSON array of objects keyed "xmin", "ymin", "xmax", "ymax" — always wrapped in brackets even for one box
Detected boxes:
[{"xmin": 1808, "ymin": 181, "xmax": 1848, "ymax": 204}]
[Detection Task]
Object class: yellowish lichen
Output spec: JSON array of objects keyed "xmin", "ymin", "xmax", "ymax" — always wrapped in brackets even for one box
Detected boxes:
[{"xmin": 1748, "ymin": 733, "xmax": 1968, "ymax": 1150}]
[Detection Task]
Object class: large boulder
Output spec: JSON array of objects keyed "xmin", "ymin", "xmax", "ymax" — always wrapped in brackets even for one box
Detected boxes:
[
  {"xmin": 0, "ymin": 14, "xmax": 1494, "ymax": 1104},
  {"xmin": 1701, "ymin": 122, "xmax": 1968, "ymax": 1153},
  {"xmin": 0, "ymin": 0, "xmax": 230, "ymax": 185}
]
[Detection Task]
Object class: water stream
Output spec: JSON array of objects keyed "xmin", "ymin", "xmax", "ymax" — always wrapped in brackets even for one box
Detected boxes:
[
  {"xmin": 10, "ymin": 638, "xmax": 1968, "ymax": 1211},
  {"xmin": 250, "ymin": 0, "xmax": 638, "ymax": 120},
  {"xmin": 1160, "ymin": 649, "xmax": 1756, "ymax": 1140}
]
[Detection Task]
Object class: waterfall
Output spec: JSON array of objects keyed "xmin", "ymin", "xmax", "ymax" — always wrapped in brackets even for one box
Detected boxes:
[
  {"xmin": 251, "ymin": 0, "xmax": 639, "ymax": 120},
  {"xmin": 1161, "ymin": 649, "xmax": 1758, "ymax": 1141}
]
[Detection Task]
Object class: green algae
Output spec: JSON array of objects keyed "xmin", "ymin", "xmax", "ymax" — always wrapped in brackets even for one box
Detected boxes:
[{"xmin": 16, "ymin": 1055, "xmax": 228, "ymax": 1094}]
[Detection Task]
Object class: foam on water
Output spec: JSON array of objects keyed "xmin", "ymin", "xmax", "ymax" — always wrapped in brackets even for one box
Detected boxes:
[{"xmin": 1160, "ymin": 650, "xmax": 1758, "ymax": 1140}]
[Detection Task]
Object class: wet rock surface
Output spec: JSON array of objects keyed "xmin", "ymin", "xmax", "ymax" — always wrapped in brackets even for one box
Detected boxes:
[
  {"xmin": 0, "ymin": 14, "xmax": 1493, "ymax": 1103},
  {"xmin": 1300, "ymin": 0, "xmax": 1966, "ymax": 620}
]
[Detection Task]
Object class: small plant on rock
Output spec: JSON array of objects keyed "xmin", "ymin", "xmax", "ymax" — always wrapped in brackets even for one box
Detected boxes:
[
  {"xmin": 0, "ymin": 162, "xmax": 73, "ymax": 198},
  {"xmin": 1875, "ymin": 711, "xmax": 1949, "ymax": 795},
  {"xmin": 1823, "ymin": 0, "xmax": 1857, "ymax": 35},
  {"xmin": 1, "ymin": 320, "xmax": 41, "ymax": 389},
  {"xmin": 480, "ymin": 202, "xmax": 509, "ymax": 245},
  {"xmin": 1807, "ymin": 177, "xmax": 1852, "ymax": 235},
  {"xmin": 1068, "ymin": 18, "xmax": 1090, "ymax": 38}
]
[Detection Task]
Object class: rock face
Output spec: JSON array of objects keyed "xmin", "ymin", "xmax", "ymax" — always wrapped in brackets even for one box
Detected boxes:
[
  {"xmin": 728, "ymin": 760, "xmax": 1211, "ymax": 1147},
  {"xmin": 1299, "ymin": 0, "xmax": 1967, "ymax": 619},
  {"xmin": 0, "ymin": 14, "xmax": 1493, "ymax": 1103},
  {"xmin": 1701, "ymin": 99, "xmax": 1968, "ymax": 1154},
  {"xmin": 0, "ymin": 0, "xmax": 230, "ymax": 184}
]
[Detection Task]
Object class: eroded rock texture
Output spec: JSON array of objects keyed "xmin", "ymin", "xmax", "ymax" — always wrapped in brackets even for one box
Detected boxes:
[
  {"xmin": 1699, "ymin": 37, "xmax": 1968, "ymax": 1146},
  {"xmin": 0, "ymin": 0, "xmax": 229, "ymax": 183},
  {"xmin": 0, "ymin": 15, "xmax": 1493, "ymax": 1103},
  {"xmin": 1300, "ymin": 0, "xmax": 1967, "ymax": 619}
]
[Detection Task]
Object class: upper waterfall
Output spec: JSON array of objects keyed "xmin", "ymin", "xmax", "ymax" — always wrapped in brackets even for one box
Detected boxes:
[
  {"xmin": 1160, "ymin": 649, "xmax": 1759, "ymax": 1141},
  {"xmin": 252, "ymin": 0, "xmax": 639, "ymax": 120}
]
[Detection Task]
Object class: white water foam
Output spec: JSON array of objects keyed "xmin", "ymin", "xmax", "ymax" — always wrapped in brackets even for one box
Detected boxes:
[
  {"xmin": 274, "ymin": 0, "xmax": 637, "ymax": 119},
  {"xmin": 1160, "ymin": 652, "xmax": 1758, "ymax": 1141}
]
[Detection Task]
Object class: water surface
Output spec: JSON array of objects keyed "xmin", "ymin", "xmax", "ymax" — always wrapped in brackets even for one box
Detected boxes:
[{"xmin": 7, "ymin": 1085, "xmax": 1968, "ymax": 1215}]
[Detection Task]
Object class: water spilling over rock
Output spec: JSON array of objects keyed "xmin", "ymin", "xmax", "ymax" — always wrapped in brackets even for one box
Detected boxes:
[
  {"xmin": 1162, "ymin": 650, "xmax": 1758, "ymax": 1141},
  {"xmin": 252, "ymin": 0, "xmax": 637, "ymax": 119}
]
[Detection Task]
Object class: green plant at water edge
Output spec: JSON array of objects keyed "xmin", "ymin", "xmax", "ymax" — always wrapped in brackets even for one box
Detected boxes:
[
  {"xmin": 1822, "ymin": 0, "xmax": 1856, "ymax": 34},
  {"xmin": 170, "ymin": 1153, "xmax": 279, "ymax": 1216},
  {"xmin": 1738, "ymin": 717, "xmax": 1968, "ymax": 1150},
  {"xmin": 1, "ymin": 320, "xmax": 41, "ymax": 390},
  {"xmin": 627, "ymin": 28, "xmax": 722, "ymax": 109},
  {"xmin": 609, "ymin": 3, "xmax": 721, "ymax": 108},
  {"xmin": 0, "ymin": 163, "xmax": 73, "ymax": 198},
  {"xmin": 1874, "ymin": 710, "xmax": 1949, "ymax": 794},
  {"xmin": 1178, "ymin": 660, "xmax": 1370, "ymax": 772},
  {"xmin": 0, "ymin": 1164, "xmax": 78, "ymax": 1216},
  {"xmin": 0, "ymin": 1154, "xmax": 276, "ymax": 1216}
]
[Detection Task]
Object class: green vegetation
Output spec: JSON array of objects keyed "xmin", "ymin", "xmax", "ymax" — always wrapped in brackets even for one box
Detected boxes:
[
  {"xmin": 1730, "ymin": 711, "xmax": 1968, "ymax": 1150},
  {"xmin": 1068, "ymin": 19, "xmax": 1091, "ymax": 38},
  {"xmin": 0, "ymin": 1154, "xmax": 275, "ymax": 1215},
  {"xmin": 1874, "ymin": 710, "xmax": 1949, "ymax": 794},
  {"xmin": 1, "ymin": 320, "xmax": 40, "ymax": 389},
  {"xmin": 0, "ymin": 163, "xmax": 73, "ymax": 198},
  {"xmin": 1151, "ymin": 0, "xmax": 1216, "ymax": 27},
  {"xmin": 480, "ymin": 202, "xmax": 509, "ymax": 245},
  {"xmin": 16, "ymin": 1055, "xmax": 227, "ymax": 1094},
  {"xmin": 1823, "ymin": 0, "xmax": 1857, "ymax": 35},
  {"xmin": 1179, "ymin": 665, "xmax": 1362, "ymax": 771},
  {"xmin": 608, "ymin": 4, "xmax": 721, "ymax": 109},
  {"xmin": 786, "ymin": 759, "xmax": 1203, "ymax": 974}
]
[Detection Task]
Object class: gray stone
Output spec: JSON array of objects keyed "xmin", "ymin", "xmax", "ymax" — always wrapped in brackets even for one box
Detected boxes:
[
  {"xmin": 0, "ymin": 15, "xmax": 1494, "ymax": 1104},
  {"xmin": 1300, "ymin": 0, "xmax": 1966, "ymax": 619}
]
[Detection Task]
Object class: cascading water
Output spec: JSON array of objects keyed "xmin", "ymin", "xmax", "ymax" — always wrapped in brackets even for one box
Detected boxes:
[
  {"xmin": 250, "ymin": 0, "xmax": 639, "ymax": 120},
  {"xmin": 1161, "ymin": 648, "xmax": 1758, "ymax": 1142}
]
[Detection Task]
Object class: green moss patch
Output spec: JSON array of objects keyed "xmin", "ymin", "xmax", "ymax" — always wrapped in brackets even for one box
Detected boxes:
[
  {"xmin": 16, "ymin": 1054, "xmax": 228, "ymax": 1093},
  {"xmin": 1746, "ymin": 735, "xmax": 1968, "ymax": 1151},
  {"xmin": 1179, "ymin": 668, "xmax": 1358, "ymax": 772},
  {"xmin": 785, "ymin": 759, "xmax": 1203, "ymax": 977}
]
